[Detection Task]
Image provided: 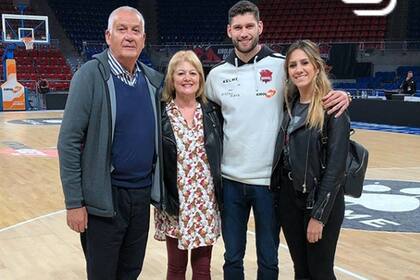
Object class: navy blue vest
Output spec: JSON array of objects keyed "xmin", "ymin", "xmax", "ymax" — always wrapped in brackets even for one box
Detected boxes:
[{"xmin": 111, "ymin": 73, "xmax": 155, "ymax": 188}]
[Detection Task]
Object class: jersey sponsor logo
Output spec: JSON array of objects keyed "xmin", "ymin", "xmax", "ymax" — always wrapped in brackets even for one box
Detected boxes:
[
  {"xmin": 3, "ymin": 85, "xmax": 23, "ymax": 93},
  {"xmin": 343, "ymin": 179, "xmax": 420, "ymax": 233},
  {"xmin": 259, "ymin": 69, "xmax": 273, "ymax": 83},
  {"xmin": 265, "ymin": 88, "xmax": 277, "ymax": 98},
  {"xmin": 256, "ymin": 88, "xmax": 277, "ymax": 98},
  {"xmin": 221, "ymin": 91, "xmax": 240, "ymax": 98},
  {"xmin": 222, "ymin": 77, "xmax": 238, "ymax": 84}
]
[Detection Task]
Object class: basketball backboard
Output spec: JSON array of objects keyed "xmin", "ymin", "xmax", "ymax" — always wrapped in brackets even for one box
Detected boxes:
[{"xmin": 1, "ymin": 14, "xmax": 49, "ymax": 44}]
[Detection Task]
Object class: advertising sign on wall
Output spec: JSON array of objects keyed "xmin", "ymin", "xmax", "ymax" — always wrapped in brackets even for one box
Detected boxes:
[{"xmin": 1, "ymin": 59, "xmax": 26, "ymax": 111}]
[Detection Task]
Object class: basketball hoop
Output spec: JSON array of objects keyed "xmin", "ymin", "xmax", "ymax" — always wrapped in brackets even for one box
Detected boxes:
[{"xmin": 21, "ymin": 37, "xmax": 34, "ymax": 50}]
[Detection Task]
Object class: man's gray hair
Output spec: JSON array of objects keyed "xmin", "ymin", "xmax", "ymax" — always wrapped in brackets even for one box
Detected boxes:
[{"xmin": 107, "ymin": 6, "xmax": 145, "ymax": 33}]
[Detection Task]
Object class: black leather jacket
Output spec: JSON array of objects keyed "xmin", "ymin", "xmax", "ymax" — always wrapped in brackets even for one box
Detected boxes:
[
  {"xmin": 270, "ymin": 104, "xmax": 350, "ymax": 224},
  {"xmin": 161, "ymin": 99, "xmax": 223, "ymax": 216}
]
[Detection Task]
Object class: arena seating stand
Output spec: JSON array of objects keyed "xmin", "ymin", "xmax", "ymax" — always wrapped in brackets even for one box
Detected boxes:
[
  {"xmin": 48, "ymin": 0, "xmax": 137, "ymax": 53},
  {"xmin": 259, "ymin": 0, "xmax": 387, "ymax": 43},
  {"xmin": 157, "ymin": 0, "xmax": 237, "ymax": 44},
  {"xmin": 48, "ymin": 0, "xmax": 154, "ymax": 68},
  {"xmin": 334, "ymin": 67, "xmax": 420, "ymax": 95},
  {"xmin": 407, "ymin": 0, "xmax": 420, "ymax": 40},
  {"xmin": 15, "ymin": 47, "xmax": 72, "ymax": 91},
  {"xmin": 156, "ymin": 0, "xmax": 387, "ymax": 46},
  {"xmin": 1, "ymin": 46, "xmax": 72, "ymax": 92},
  {"xmin": 0, "ymin": 2, "xmax": 13, "ymax": 13}
]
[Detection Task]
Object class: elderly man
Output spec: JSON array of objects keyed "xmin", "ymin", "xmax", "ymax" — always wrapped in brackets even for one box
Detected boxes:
[{"xmin": 57, "ymin": 6, "xmax": 163, "ymax": 280}]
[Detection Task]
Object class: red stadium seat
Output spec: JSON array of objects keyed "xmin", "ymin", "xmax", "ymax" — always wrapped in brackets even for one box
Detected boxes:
[{"xmin": 259, "ymin": 0, "xmax": 387, "ymax": 43}]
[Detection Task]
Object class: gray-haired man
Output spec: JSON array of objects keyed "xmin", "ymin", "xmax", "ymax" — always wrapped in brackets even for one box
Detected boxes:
[{"xmin": 58, "ymin": 6, "xmax": 163, "ymax": 279}]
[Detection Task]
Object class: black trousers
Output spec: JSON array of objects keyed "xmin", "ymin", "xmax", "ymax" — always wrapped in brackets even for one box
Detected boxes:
[
  {"xmin": 274, "ymin": 175, "xmax": 344, "ymax": 280},
  {"xmin": 81, "ymin": 186, "xmax": 151, "ymax": 280}
]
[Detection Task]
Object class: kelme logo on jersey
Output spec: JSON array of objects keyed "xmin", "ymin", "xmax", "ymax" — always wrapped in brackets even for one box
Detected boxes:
[
  {"xmin": 259, "ymin": 69, "xmax": 273, "ymax": 83},
  {"xmin": 222, "ymin": 77, "xmax": 238, "ymax": 84}
]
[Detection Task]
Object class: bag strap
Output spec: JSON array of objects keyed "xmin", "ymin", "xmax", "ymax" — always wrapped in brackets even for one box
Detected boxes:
[
  {"xmin": 320, "ymin": 113, "xmax": 355, "ymax": 169},
  {"xmin": 320, "ymin": 112, "xmax": 330, "ymax": 171}
]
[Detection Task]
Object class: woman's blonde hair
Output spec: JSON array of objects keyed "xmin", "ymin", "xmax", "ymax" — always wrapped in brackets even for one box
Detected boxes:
[
  {"xmin": 161, "ymin": 50, "xmax": 206, "ymax": 103},
  {"xmin": 284, "ymin": 40, "xmax": 332, "ymax": 130}
]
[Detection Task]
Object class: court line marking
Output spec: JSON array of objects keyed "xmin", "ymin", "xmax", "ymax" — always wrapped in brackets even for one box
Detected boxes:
[
  {"xmin": 0, "ymin": 110, "xmax": 64, "ymax": 115},
  {"xmin": 1, "ymin": 210, "xmax": 368, "ymax": 279},
  {"xmin": 365, "ymin": 176, "xmax": 420, "ymax": 182},
  {"xmin": 247, "ymin": 230, "xmax": 370, "ymax": 280},
  {"xmin": 368, "ymin": 167, "xmax": 420, "ymax": 170},
  {"xmin": 0, "ymin": 209, "xmax": 65, "ymax": 233},
  {"xmin": 342, "ymin": 227, "xmax": 420, "ymax": 235}
]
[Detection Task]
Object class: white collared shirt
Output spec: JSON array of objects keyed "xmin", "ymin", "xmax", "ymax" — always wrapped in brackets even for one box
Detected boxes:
[{"xmin": 107, "ymin": 50, "xmax": 141, "ymax": 87}]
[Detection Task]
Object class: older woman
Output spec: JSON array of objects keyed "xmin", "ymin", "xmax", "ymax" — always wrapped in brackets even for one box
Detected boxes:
[
  {"xmin": 154, "ymin": 50, "xmax": 223, "ymax": 280},
  {"xmin": 271, "ymin": 40, "xmax": 350, "ymax": 280}
]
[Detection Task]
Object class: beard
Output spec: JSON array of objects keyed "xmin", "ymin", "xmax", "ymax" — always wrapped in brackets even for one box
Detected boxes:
[{"xmin": 232, "ymin": 35, "xmax": 259, "ymax": 54}]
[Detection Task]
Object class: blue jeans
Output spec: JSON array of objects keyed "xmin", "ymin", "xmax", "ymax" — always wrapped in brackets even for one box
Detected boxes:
[{"xmin": 222, "ymin": 178, "xmax": 281, "ymax": 280}]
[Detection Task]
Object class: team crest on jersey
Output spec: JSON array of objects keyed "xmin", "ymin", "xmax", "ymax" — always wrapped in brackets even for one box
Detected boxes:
[{"xmin": 259, "ymin": 69, "xmax": 273, "ymax": 83}]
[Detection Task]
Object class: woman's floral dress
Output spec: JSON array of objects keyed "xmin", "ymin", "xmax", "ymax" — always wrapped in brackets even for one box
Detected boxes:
[{"xmin": 154, "ymin": 101, "xmax": 221, "ymax": 250}]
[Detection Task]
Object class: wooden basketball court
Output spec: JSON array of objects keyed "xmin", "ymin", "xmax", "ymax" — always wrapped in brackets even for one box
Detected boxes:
[{"xmin": 0, "ymin": 110, "xmax": 419, "ymax": 279}]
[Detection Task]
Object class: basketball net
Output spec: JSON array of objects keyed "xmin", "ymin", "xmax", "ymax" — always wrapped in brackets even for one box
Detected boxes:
[{"xmin": 21, "ymin": 37, "xmax": 34, "ymax": 50}]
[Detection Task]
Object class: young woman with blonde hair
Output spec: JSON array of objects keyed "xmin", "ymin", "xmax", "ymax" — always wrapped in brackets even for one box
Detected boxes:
[{"xmin": 270, "ymin": 40, "xmax": 350, "ymax": 280}]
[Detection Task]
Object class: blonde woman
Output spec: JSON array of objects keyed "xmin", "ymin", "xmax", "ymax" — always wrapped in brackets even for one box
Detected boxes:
[
  {"xmin": 155, "ymin": 50, "xmax": 223, "ymax": 280},
  {"xmin": 270, "ymin": 40, "xmax": 350, "ymax": 280}
]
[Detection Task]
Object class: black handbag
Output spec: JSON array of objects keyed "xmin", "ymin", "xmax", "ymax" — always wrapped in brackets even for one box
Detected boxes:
[{"xmin": 320, "ymin": 116, "xmax": 369, "ymax": 198}]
